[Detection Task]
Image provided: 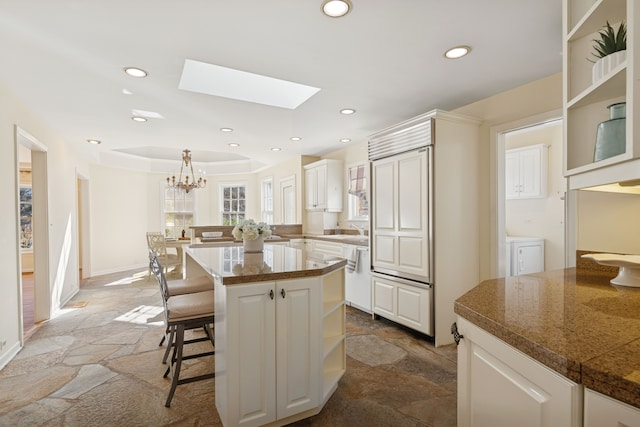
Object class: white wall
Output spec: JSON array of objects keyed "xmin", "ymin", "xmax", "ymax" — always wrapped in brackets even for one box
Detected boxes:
[
  {"xmin": 0, "ymin": 81, "xmax": 89, "ymax": 367},
  {"xmin": 577, "ymin": 190, "xmax": 640, "ymax": 254},
  {"xmin": 453, "ymin": 73, "xmax": 563, "ymax": 280},
  {"xmin": 505, "ymin": 121, "xmax": 565, "ymax": 271}
]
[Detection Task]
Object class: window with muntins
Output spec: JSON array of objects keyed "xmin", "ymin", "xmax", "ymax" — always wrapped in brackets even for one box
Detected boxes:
[
  {"xmin": 347, "ymin": 163, "xmax": 368, "ymax": 220},
  {"xmin": 261, "ymin": 178, "xmax": 273, "ymax": 225},
  {"xmin": 163, "ymin": 186, "xmax": 195, "ymax": 238},
  {"xmin": 222, "ymin": 184, "xmax": 246, "ymax": 225}
]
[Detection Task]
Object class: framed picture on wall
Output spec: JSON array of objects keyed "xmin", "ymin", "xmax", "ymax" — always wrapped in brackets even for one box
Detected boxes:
[{"xmin": 20, "ymin": 185, "xmax": 33, "ymax": 250}]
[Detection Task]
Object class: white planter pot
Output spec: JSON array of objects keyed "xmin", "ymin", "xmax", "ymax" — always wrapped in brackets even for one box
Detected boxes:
[{"xmin": 592, "ymin": 50, "xmax": 626, "ymax": 84}]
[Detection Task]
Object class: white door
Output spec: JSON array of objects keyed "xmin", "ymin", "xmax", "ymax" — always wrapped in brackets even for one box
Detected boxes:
[
  {"xmin": 276, "ymin": 278, "xmax": 321, "ymax": 418},
  {"xmin": 371, "ymin": 149, "xmax": 430, "ymax": 281},
  {"xmin": 305, "ymin": 167, "xmax": 317, "ymax": 210},
  {"xmin": 280, "ymin": 175, "xmax": 296, "ymax": 224},
  {"xmin": 226, "ymin": 281, "xmax": 277, "ymax": 427}
]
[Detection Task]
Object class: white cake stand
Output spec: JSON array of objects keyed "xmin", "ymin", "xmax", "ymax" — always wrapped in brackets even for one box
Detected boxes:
[{"xmin": 581, "ymin": 253, "xmax": 640, "ymax": 287}]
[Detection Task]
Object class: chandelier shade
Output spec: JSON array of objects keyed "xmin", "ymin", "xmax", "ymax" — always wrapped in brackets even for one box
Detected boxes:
[{"xmin": 166, "ymin": 149, "xmax": 207, "ymax": 193}]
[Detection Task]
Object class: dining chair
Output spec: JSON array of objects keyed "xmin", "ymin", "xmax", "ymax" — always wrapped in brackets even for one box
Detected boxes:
[
  {"xmin": 146, "ymin": 232, "xmax": 181, "ymax": 278},
  {"xmin": 149, "ymin": 251, "xmax": 215, "ymax": 407}
]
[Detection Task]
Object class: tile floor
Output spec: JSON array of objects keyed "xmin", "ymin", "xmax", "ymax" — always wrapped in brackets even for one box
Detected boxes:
[{"xmin": 0, "ymin": 268, "xmax": 457, "ymax": 426}]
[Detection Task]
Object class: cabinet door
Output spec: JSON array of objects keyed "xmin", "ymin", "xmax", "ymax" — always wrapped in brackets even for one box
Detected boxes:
[
  {"xmin": 457, "ymin": 317, "xmax": 581, "ymax": 427},
  {"xmin": 372, "ymin": 150, "xmax": 430, "ymax": 280},
  {"xmin": 305, "ymin": 167, "xmax": 317, "ymax": 210},
  {"xmin": 276, "ymin": 278, "xmax": 321, "ymax": 418},
  {"xmin": 505, "ymin": 151, "xmax": 520, "ymax": 199},
  {"xmin": 514, "ymin": 243, "xmax": 544, "ymax": 275},
  {"xmin": 226, "ymin": 282, "xmax": 277, "ymax": 427},
  {"xmin": 584, "ymin": 388, "xmax": 640, "ymax": 427},
  {"xmin": 518, "ymin": 147, "xmax": 542, "ymax": 198},
  {"xmin": 315, "ymin": 164, "xmax": 327, "ymax": 209}
]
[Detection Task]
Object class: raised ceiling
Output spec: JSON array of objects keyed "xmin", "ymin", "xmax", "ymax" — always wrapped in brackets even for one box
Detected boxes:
[{"xmin": 0, "ymin": 1, "xmax": 562, "ymax": 175}]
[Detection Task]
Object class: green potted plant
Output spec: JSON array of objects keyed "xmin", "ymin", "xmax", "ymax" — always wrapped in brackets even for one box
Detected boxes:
[{"xmin": 591, "ymin": 21, "xmax": 627, "ymax": 84}]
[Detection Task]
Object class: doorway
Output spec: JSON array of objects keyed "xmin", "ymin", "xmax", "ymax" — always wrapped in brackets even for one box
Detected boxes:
[
  {"xmin": 76, "ymin": 173, "xmax": 90, "ymax": 282},
  {"xmin": 492, "ymin": 111, "xmax": 565, "ymax": 278},
  {"xmin": 280, "ymin": 175, "xmax": 296, "ymax": 224},
  {"xmin": 16, "ymin": 126, "xmax": 50, "ymax": 341}
]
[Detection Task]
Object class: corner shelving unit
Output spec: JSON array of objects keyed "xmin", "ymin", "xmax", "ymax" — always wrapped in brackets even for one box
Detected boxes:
[
  {"xmin": 321, "ymin": 268, "xmax": 346, "ymax": 402},
  {"xmin": 563, "ymin": 0, "xmax": 640, "ymax": 189}
]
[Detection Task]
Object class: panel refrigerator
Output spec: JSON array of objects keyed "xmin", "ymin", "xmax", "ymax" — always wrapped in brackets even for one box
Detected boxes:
[{"xmin": 369, "ymin": 119, "xmax": 434, "ymax": 336}]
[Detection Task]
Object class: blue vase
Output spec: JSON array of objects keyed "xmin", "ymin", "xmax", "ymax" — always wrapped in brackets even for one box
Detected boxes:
[{"xmin": 594, "ymin": 102, "xmax": 626, "ymax": 162}]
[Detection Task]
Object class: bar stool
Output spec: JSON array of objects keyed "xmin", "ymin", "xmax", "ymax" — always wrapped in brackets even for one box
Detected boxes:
[{"xmin": 149, "ymin": 252, "xmax": 215, "ymax": 407}]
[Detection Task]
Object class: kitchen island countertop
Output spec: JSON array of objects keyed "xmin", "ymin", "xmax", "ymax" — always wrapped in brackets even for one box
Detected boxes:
[
  {"xmin": 185, "ymin": 244, "xmax": 346, "ymax": 285},
  {"xmin": 454, "ymin": 267, "xmax": 640, "ymax": 409}
]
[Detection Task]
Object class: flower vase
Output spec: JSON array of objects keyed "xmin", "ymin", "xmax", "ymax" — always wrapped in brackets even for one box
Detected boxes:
[
  {"xmin": 594, "ymin": 102, "xmax": 626, "ymax": 162},
  {"xmin": 243, "ymin": 236, "xmax": 264, "ymax": 253}
]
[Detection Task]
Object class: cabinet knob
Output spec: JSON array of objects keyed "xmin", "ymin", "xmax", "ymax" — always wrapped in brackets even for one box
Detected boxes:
[
  {"xmin": 269, "ymin": 289, "xmax": 274, "ymax": 300},
  {"xmin": 280, "ymin": 288, "xmax": 286, "ymax": 299},
  {"xmin": 451, "ymin": 322, "xmax": 464, "ymax": 345}
]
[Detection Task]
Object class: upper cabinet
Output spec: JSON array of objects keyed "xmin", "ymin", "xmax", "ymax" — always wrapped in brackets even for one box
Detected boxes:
[
  {"xmin": 505, "ymin": 144, "xmax": 548, "ymax": 199},
  {"xmin": 304, "ymin": 159, "xmax": 343, "ymax": 212},
  {"xmin": 563, "ymin": 0, "xmax": 640, "ymax": 189}
]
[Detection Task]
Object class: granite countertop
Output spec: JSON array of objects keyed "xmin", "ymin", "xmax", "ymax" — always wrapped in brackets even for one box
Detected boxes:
[
  {"xmin": 284, "ymin": 233, "xmax": 369, "ymax": 246},
  {"xmin": 186, "ymin": 244, "xmax": 346, "ymax": 285},
  {"xmin": 454, "ymin": 268, "xmax": 640, "ymax": 409}
]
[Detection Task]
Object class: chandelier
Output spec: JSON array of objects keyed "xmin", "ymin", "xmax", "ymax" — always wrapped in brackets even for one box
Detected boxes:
[{"xmin": 166, "ymin": 149, "xmax": 207, "ymax": 193}]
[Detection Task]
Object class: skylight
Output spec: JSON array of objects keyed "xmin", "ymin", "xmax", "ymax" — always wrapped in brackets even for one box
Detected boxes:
[{"xmin": 178, "ymin": 59, "xmax": 321, "ymax": 109}]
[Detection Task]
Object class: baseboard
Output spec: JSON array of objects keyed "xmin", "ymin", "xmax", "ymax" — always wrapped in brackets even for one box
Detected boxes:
[{"xmin": 0, "ymin": 340, "xmax": 22, "ymax": 371}]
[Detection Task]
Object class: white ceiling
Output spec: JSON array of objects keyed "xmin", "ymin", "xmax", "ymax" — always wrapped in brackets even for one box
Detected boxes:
[{"xmin": 0, "ymin": 1, "xmax": 562, "ymax": 175}]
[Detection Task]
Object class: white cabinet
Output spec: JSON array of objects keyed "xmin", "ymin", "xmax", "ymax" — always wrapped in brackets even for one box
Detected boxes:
[
  {"xmin": 584, "ymin": 388, "xmax": 640, "ymax": 427},
  {"xmin": 505, "ymin": 144, "xmax": 548, "ymax": 199},
  {"xmin": 371, "ymin": 273, "xmax": 432, "ymax": 335},
  {"xmin": 344, "ymin": 244, "xmax": 371, "ymax": 314},
  {"xmin": 215, "ymin": 271, "xmax": 345, "ymax": 427},
  {"xmin": 563, "ymin": 0, "xmax": 640, "ymax": 189},
  {"xmin": 456, "ymin": 317, "xmax": 582, "ymax": 427},
  {"xmin": 310, "ymin": 239, "xmax": 344, "ymax": 257},
  {"xmin": 304, "ymin": 159, "xmax": 343, "ymax": 212},
  {"xmin": 506, "ymin": 237, "xmax": 545, "ymax": 276}
]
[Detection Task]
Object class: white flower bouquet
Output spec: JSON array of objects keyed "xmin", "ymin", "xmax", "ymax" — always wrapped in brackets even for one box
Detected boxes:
[{"xmin": 232, "ymin": 219, "xmax": 272, "ymax": 241}]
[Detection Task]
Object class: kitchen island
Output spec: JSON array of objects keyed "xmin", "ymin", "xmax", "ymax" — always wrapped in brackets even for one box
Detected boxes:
[
  {"xmin": 454, "ymin": 266, "xmax": 640, "ymax": 426},
  {"xmin": 185, "ymin": 244, "xmax": 347, "ymax": 427}
]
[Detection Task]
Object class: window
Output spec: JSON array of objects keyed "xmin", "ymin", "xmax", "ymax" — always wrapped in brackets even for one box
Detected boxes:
[
  {"xmin": 261, "ymin": 177, "xmax": 273, "ymax": 225},
  {"xmin": 163, "ymin": 186, "xmax": 195, "ymax": 238},
  {"xmin": 221, "ymin": 184, "xmax": 246, "ymax": 225},
  {"xmin": 347, "ymin": 163, "xmax": 368, "ymax": 220}
]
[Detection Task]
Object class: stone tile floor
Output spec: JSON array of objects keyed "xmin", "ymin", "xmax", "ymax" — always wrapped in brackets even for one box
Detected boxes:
[{"xmin": 0, "ymin": 269, "xmax": 457, "ymax": 426}]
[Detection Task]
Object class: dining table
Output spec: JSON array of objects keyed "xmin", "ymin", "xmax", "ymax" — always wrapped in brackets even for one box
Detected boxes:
[{"xmin": 165, "ymin": 238, "xmax": 192, "ymax": 278}]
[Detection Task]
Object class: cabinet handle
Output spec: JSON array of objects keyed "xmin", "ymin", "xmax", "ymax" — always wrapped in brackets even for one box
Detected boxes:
[
  {"xmin": 451, "ymin": 322, "xmax": 464, "ymax": 345},
  {"xmin": 280, "ymin": 288, "xmax": 286, "ymax": 299},
  {"xmin": 269, "ymin": 289, "xmax": 274, "ymax": 300}
]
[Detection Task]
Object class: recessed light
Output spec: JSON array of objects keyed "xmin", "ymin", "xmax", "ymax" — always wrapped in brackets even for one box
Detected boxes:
[
  {"xmin": 220, "ymin": 127, "xmax": 234, "ymax": 132},
  {"xmin": 271, "ymin": 147, "xmax": 282, "ymax": 152},
  {"xmin": 340, "ymin": 138, "xmax": 351, "ymax": 143},
  {"xmin": 123, "ymin": 67, "xmax": 148, "ymax": 78},
  {"xmin": 444, "ymin": 46, "xmax": 471, "ymax": 59},
  {"xmin": 290, "ymin": 137, "xmax": 302, "ymax": 141},
  {"xmin": 322, "ymin": 0, "xmax": 352, "ymax": 17},
  {"xmin": 340, "ymin": 108, "xmax": 356, "ymax": 115},
  {"xmin": 228, "ymin": 143, "xmax": 240, "ymax": 147},
  {"xmin": 87, "ymin": 139, "xmax": 101, "ymax": 145},
  {"xmin": 131, "ymin": 116, "xmax": 147, "ymax": 122}
]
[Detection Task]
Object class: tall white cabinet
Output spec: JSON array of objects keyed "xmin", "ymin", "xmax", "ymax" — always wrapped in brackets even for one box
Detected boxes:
[{"xmin": 215, "ymin": 270, "xmax": 345, "ymax": 427}]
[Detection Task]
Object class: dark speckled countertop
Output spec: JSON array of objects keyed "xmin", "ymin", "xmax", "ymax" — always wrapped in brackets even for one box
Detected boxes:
[{"xmin": 454, "ymin": 267, "xmax": 640, "ymax": 409}]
